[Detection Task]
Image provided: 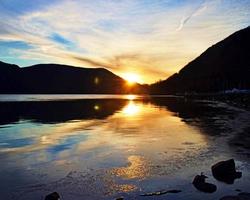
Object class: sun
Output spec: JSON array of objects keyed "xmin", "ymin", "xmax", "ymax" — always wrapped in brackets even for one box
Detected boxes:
[{"xmin": 123, "ymin": 73, "xmax": 141, "ymax": 85}]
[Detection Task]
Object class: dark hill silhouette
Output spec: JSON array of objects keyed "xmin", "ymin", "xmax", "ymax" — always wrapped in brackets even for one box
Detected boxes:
[
  {"xmin": 0, "ymin": 62, "xmax": 145, "ymax": 94},
  {"xmin": 0, "ymin": 61, "xmax": 20, "ymax": 93},
  {"xmin": 150, "ymin": 26, "xmax": 250, "ymax": 94}
]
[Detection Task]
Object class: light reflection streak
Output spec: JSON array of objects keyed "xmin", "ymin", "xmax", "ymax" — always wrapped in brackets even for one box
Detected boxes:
[
  {"xmin": 111, "ymin": 155, "xmax": 149, "ymax": 179},
  {"xmin": 122, "ymin": 101, "xmax": 140, "ymax": 116},
  {"xmin": 126, "ymin": 94, "xmax": 136, "ymax": 100}
]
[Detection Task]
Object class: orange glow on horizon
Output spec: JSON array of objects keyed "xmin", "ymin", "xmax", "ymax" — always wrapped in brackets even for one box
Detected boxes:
[
  {"xmin": 126, "ymin": 95, "xmax": 136, "ymax": 100},
  {"xmin": 122, "ymin": 73, "xmax": 141, "ymax": 85}
]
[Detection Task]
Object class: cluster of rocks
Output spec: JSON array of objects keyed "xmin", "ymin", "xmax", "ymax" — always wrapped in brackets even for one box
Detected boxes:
[{"xmin": 193, "ymin": 159, "xmax": 242, "ymax": 194}]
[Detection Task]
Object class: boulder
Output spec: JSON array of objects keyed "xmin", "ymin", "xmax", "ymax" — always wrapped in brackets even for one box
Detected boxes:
[
  {"xmin": 212, "ymin": 159, "xmax": 242, "ymax": 184},
  {"xmin": 45, "ymin": 192, "xmax": 60, "ymax": 200},
  {"xmin": 192, "ymin": 173, "xmax": 217, "ymax": 193}
]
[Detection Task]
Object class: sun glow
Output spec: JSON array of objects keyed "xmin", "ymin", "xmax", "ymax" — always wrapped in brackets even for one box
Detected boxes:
[
  {"xmin": 123, "ymin": 73, "xmax": 141, "ymax": 85},
  {"xmin": 126, "ymin": 95, "xmax": 136, "ymax": 100},
  {"xmin": 122, "ymin": 101, "xmax": 140, "ymax": 116}
]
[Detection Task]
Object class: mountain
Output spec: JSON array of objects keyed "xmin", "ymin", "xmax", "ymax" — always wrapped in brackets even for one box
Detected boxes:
[
  {"xmin": 0, "ymin": 61, "xmax": 20, "ymax": 93},
  {"xmin": 0, "ymin": 62, "xmax": 144, "ymax": 94},
  {"xmin": 150, "ymin": 26, "xmax": 250, "ymax": 94}
]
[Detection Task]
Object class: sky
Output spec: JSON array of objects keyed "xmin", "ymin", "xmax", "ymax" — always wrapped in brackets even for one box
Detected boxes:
[{"xmin": 0, "ymin": 0, "xmax": 249, "ymax": 83}]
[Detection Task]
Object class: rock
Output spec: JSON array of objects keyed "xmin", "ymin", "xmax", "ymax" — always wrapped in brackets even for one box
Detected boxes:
[
  {"xmin": 192, "ymin": 173, "xmax": 217, "ymax": 193},
  {"xmin": 140, "ymin": 189, "xmax": 181, "ymax": 196},
  {"xmin": 166, "ymin": 189, "xmax": 182, "ymax": 193},
  {"xmin": 45, "ymin": 192, "xmax": 60, "ymax": 200},
  {"xmin": 212, "ymin": 159, "xmax": 242, "ymax": 184},
  {"xmin": 115, "ymin": 198, "xmax": 124, "ymax": 200},
  {"xmin": 220, "ymin": 192, "xmax": 250, "ymax": 200}
]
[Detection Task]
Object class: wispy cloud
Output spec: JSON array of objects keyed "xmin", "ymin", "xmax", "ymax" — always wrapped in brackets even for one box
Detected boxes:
[
  {"xmin": 176, "ymin": 1, "xmax": 208, "ymax": 31},
  {"xmin": 0, "ymin": 0, "xmax": 249, "ymax": 83}
]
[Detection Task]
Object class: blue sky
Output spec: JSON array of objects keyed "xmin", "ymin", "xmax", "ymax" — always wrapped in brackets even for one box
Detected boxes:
[{"xmin": 0, "ymin": 0, "xmax": 249, "ymax": 83}]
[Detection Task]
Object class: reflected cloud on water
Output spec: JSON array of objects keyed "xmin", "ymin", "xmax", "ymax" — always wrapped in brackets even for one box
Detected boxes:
[
  {"xmin": 0, "ymin": 95, "xmax": 249, "ymax": 199},
  {"xmin": 0, "ymin": 97, "xmax": 211, "ymax": 162}
]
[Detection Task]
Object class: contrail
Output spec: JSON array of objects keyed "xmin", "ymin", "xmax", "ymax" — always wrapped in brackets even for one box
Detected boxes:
[{"xmin": 176, "ymin": 1, "xmax": 207, "ymax": 31}]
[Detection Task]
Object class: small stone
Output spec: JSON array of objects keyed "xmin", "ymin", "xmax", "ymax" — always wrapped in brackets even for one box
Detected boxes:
[
  {"xmin": 192, "ymin": 173, "xmax": 217, "ymax": 193},
  {"xmin": 115, "ymin": 198, "xmax": 124, "ymax": 200},
  {"xmin": 45, "ymin": 192, "xmax": 60, "ymax": 200},
  {"xmin": 140, "ymin": 189, "xmax": 181, "ymax": 196}
]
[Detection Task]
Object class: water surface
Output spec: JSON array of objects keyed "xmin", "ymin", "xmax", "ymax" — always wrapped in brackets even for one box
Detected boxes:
[{"xmin": 0, "ymin": 95, "xmax": 249, "ymax": 200}]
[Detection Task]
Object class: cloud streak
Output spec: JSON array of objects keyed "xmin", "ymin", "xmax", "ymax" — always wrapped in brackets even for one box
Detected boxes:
[
  {"xmin": 176, "ymin": 1, "xmax": 208, "ymax": 31},
  {"xmin": 0, "ymin": 0, "xmax": 249, "ymax": 83}
]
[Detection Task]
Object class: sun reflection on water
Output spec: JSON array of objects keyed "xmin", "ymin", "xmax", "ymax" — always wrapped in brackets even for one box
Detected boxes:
[
  {"xmin": 0, "ymin": 97, "xmax": 218, "ymax": 200},
  {"xmin": 111, "ymin": 155, "xmax": 149, "ymax": 179},
  {"xmin": 122, "ymin": 101, "xmax": 140, "ymax": 116},
  {"xmin": 126, "ymin": 94, "xmax": 136, "ymax": 100}
]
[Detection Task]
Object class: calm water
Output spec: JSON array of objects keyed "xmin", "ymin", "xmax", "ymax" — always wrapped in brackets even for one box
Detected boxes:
[{"xmin": 0, "ymin": 95, "xmax": 249, "ymax": 200}]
